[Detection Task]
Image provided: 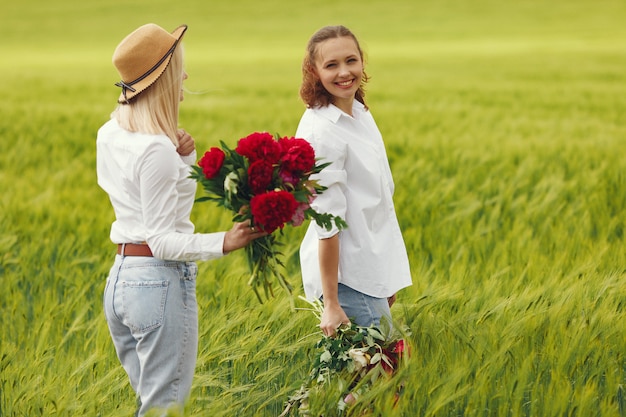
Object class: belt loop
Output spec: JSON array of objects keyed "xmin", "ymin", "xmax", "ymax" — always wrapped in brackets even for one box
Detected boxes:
[
  {"xmin": 120, "ymin": 243, "xmax": 126, "ymax": 257},
  {"xmin": 180, "ymin": 262, "xmax": 190, "ymax": 280}
]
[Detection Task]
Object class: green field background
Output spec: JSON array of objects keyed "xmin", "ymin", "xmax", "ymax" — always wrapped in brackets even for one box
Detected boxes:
[{"xmin": 2, "ymin": 0, "xmax": 626, "ymax": 415}]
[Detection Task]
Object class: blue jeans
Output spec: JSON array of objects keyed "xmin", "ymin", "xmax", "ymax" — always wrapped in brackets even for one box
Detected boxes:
[
  {"xmin": 103, "ymin": 255, "xmax": 198, "ymax": 417},
  {"xmin": 334, "ymin": 283, "xmax": 392, "ymax": 330}
]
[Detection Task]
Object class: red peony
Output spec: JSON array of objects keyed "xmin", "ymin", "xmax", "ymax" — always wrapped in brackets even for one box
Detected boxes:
[
  {"xmin": 191, "ymin": 131, "xmax": 347, "ymax": 305},
  {"xmin": 248, "ymin": 160, "xmax": 274, "ymax": 194},
  {"xmin": 278, "ymin": 168, "xmax": 299, "ymax": 187},
  {"xmin": 250, "ymin": 190, "xmax": 299, "ymax": 233},
  {"xmin": 381, "ymin": 339, "xmax": 408, "ymax": 374},
  {"xmin": 198, "ymin": 147, "xmax": 225, "ymax": 179},
  {"xmin": 278, "ymin": 136, "xmax": 316, "ymax": 174},
  {"xmin": 236, "ymin": 132, "xmax": 282, "ymax": 164},
  {"xmin": 394, "ymin": 339, "xmax": 407, "ymax": 356}
]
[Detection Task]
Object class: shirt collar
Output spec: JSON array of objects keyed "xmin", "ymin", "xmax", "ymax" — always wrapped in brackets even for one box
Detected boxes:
[{"xmin": 315, "ymin": 101, "xmax": 366, "ymax": 123}]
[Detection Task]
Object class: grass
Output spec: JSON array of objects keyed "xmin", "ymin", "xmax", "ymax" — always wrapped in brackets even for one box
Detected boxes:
[{"xmin": 1, "ymin": 0, "xmax": 626, "ymax": 415}]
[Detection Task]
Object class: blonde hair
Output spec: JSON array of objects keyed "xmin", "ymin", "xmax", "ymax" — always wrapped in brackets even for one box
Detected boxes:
[{"xmin": 112, "ymin": 45, "xmax": 184, "ymax": 146}]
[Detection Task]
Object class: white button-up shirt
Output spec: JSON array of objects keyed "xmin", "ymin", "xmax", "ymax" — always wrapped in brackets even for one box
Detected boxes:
[
  {"xmin": 96, "ymin": 119, "xmax": 225, "ymax": 261},
  {"xmin": 297, "ymin": 102, "xmax": 412, "ymax": 299}
]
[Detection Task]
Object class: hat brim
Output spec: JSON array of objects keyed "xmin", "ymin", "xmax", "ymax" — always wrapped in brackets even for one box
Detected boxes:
[{"xmin": 117, "ymin": 24, "xmax": 188, "ymax": 104}]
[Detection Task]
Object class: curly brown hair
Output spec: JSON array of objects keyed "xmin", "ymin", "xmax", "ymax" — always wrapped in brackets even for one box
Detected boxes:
[{"xmin": 299, "ymin": 25, "xmax": 369, "ymax": 109}]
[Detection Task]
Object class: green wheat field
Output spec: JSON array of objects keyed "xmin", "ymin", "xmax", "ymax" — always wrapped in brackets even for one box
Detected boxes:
[{"xmin": 1, "ymin": 0, "xmax": 625, "ymax": 415}]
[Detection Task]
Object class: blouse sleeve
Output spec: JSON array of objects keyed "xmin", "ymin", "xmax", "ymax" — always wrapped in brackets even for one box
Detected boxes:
[
  {"xmin": 138, "ymin": 142, "xmax": 225, "ymax": 261},
  {"xmin": 179, "ymin": 149, "xmax": 197, "ymax": 166},
  {"xmin": 308, "ymin": 135, "xmax": 348, "ymax": 239}
]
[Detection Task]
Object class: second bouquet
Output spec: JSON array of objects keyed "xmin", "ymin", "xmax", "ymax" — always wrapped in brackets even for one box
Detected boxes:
[{"xmin": 190, "ymin": 131, "xmax": 347, "ymax": 303}]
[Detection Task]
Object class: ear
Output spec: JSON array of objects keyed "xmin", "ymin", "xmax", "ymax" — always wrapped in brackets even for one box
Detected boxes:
[{"xmin": 303, "ymin": 58, "xmax": 318, "ymax": 76}]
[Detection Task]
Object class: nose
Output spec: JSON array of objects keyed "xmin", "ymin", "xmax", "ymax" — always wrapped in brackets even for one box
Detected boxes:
[
  {"xmin": 182, "ymin": 71, "xmax": 189, "ymax": 81},
  {"xmin": 338, "ymin": 64, "xmax": 350, "ymax": 77}
]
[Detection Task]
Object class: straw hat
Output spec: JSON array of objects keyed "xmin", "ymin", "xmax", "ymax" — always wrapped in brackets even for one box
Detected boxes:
[{"xmin": 112, "ymin": 23, "xmax": 187, "ymax": 104}]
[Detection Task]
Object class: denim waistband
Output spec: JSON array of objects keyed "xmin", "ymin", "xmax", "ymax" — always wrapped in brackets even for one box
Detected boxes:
[{"xmin": 114, "ymin": 255, "xmax": 197, "ymax": 275}]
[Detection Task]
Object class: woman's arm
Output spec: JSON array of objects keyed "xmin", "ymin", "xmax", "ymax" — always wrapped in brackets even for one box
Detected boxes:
[{"xmin": 318, "ymin": 234, "xmax": 350, "ymax": 336}]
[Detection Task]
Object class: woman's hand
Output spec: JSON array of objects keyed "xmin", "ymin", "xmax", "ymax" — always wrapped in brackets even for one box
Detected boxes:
[
  {"xmin": 176, "ymin": 129, "xmax": 196, "ymax": 156},
  {"xmin": 222, "ymin": 220, "xmax": 267, "ymax": 253},
  {"xmin": 319, "ymin": 302, "xmax": 351, "ymax": 337}
]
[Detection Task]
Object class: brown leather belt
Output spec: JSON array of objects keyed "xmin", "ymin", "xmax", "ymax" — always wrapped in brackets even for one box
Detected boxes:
[{"xmin": 117, "ymin": 243, "xmax": 153, "ymax": 257}]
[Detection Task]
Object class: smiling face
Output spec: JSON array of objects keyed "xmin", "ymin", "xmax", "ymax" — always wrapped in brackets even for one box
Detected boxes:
[{"xmin": 313, "ymin": 36, "xmax": 364, "ymax": 115}]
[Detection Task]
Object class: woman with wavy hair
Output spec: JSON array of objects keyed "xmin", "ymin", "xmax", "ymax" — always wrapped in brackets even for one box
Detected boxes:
[{"xmin": 296, "ymin": 25, "xmax": 412, "ymax": 337}]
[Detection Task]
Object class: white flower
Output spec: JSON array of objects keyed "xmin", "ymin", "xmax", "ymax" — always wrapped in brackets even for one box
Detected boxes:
[
  {"xmin": 348, "ymin": 349, "xmax": 370, "ymax": 372},
  {"xmin": 223, "ymin": 171, "xmax": 240, "ymax": 203}
]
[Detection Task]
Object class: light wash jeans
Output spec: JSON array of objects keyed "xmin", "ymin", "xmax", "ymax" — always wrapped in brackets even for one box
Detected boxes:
[
  {"xmin": 103, "ymin": 255, "xmax": 198, "ymax": 417},
  {"xmin": 333, "ymin": 283, "xmax": 392, "ymax": 330}
]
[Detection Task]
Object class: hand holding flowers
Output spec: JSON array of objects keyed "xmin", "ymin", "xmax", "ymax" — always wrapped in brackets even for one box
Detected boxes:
[
  {"xmin": 190, "ymin": 132, "xmax": 347, "ymax": 303},
  {"xmin": 280, "ymin": 299, "xmax": 409, "ymax": 416}
]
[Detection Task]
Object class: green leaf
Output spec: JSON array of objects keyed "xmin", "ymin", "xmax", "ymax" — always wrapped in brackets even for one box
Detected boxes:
[
  {"xmin": 320, "ymin": 350, "xmax": 332, "ymax": 363},
  {"xmin": 367, "ymin": 327, "xmax": 385, "ymax": 341}
]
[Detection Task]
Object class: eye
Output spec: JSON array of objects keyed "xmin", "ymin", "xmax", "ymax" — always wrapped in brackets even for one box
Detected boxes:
[{"xmin": 325, "ymin": 63, "xmax": 337, "ymax": 69}]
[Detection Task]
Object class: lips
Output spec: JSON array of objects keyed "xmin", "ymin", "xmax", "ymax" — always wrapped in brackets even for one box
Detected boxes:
[{"xmin": 336, "ymin": 79, "xmax": 355, "ymax": 87}]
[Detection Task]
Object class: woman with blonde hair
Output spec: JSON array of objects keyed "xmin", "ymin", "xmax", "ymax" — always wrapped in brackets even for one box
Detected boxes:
[{"xmin": 97, "ymin": 23, "xmax": 265, "ymax": 416}]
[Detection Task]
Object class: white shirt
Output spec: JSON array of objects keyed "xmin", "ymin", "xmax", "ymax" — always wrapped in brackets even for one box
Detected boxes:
[
  {"xmin": 96, "ymin": 119, "xmax": 225, "ymax": 261},
  {"xmin": 297, "ymin": 102, "xmax": 412, "ymax": 299}
]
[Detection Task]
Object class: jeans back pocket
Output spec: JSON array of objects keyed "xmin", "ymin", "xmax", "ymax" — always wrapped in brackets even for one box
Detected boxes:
[{"xmin": 119, "ymin": 280, "xmax": 169, "ymax": 334}]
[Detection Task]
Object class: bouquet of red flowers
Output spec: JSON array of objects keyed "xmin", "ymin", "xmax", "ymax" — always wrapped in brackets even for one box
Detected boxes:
[
  {"xmin": 190, "ymin": 132, "xmax": 347, "ymax": 303},
  {"xmin": 281, "ymin": 299, "xmax": 409, "ymax": 416}
]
